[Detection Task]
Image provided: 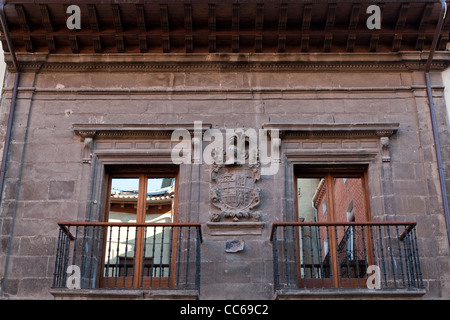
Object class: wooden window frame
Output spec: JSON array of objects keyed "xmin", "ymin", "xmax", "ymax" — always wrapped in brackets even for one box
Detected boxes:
[
  {"xmin": 100, "ymin": 165, "xmax": 179, "ymax": 289},
  {"xmin": 294, "ymin": 166, "xmax": 373, "ymax": 288}
]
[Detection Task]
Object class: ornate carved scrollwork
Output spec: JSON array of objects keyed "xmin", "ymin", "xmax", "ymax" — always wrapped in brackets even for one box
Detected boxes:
[{"xmin": 210, "ymin": 161, "xmax": 262, "ymax": 222}]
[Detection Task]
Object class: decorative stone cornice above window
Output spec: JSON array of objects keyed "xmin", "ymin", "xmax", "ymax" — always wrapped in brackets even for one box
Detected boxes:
[
  {"xmin": 262, "ymin": 123, "xmax": 399, "ymax": 139},
  {"xmin": 72, "ymin": 123, "xmax": 212, "ymax": 164},
  {"xmin": 73, "ymin": 123, "xmax": 212, "ymax": 140},
  {"xmin": 262, "ymin": 122, "xmax": 399, "ymax": 163}
]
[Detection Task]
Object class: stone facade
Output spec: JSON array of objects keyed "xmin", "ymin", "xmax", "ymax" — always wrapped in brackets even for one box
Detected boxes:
[{"xmin": 0, "ymin": 51, "xmax": 450, "ymax": 299}]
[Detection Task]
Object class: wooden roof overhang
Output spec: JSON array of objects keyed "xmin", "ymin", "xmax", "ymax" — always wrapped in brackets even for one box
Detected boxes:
[{"xmin": 0, "ymin": 0, "xmax": 449, "ymax": 55}]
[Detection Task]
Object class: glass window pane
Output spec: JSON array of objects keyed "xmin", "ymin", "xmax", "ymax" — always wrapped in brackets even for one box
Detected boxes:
[
  {"xmin": 104, "ymin": 177, "xmax": 140, "ymax": 279},
  {"xmin": 109, "ymin": 177, "xmax": 140, "ymax": 222},
  {"xmin": 332, "ymin": 177, "xmax": 366, "ymax": 222},
  {"xmin": 145, "ymin": 178, "xmax": 175, "ymax": 222},
  {"xmin": 144, "ymin": 177, "xmax": 176, "ymax": 277},
  {"xmin": 297, "ymin": 178, "xmax": 328, "ymax": 222}
]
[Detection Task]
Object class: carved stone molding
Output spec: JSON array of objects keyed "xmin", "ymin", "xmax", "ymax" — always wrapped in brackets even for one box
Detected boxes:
[
  {"xmin": 7, "ymin": 52, "xmax": 450, "ymax": 73},
  {"xmin": 262, "ymin": 123, "xmax": 399, "ymax": 140},
  {"xmin": 73, "ymin": 123, "xmax": 212, "ymax": 141},
  {"xmin": 210, "ymin": 163, "xmax": 262, "ymax": 223},
  {"xmin": 263, "ymin": 122, "xmax": 399, "ymax": 163},
  {"xmin": 206, "ymin": 222, "xmax": 265, "ymax": 236},
  {"xmin": 73, "ymin": 123, "xmax": 212, "ymax": 164},
  {"xmin": 380, "ymin": 137, "xmax": 391, "ymax": 162}
]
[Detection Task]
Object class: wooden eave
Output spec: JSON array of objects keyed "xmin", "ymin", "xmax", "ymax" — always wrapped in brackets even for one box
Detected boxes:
[{"xmin": 0, "ymin": 1, "xmax": 449, "ymax": 54}]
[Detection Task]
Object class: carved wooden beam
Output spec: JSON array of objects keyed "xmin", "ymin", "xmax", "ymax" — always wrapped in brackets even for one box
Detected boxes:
[
  {"xmin": 87, "ymin": 4, "xmax": 99, "ymax": 32},
  {"xmin": 40, "ymin": 4, "xmax": 56, "ymax": 53},
  {"xmin": 136, "ymin": 4, "xmax": 147, "ymax": 53},
  {"xmin": 15, "ymin": 4, "xmax": 33, "ymax": 52},
  {"xmin": 39, "ymin": 5, "xmax": 53, "ymax": 32},
  {"xmin": 208, "ymin": 4, "xmax": 216, "ymax": 53},
  {"xmin": 69, "ymin": 35, "xmax": 79, "ymax": 53},
  {"xmin": 369, "ymin": 34, "xmax": 379, "ymax": 52},
  {"xmin": 160, "ymin": 4, "xmax": 170, "ymax": 53},
  {"xmin": 393, "ymin": 3, "xmax": 409, "ymax": 52},
  {"xmin": 416, "ymin": 3, "xmax": 433, "ymax": 50},
  {"xmin": 232, "ymin": 4, "xmax": 240, "ymax": 53},
  {"xmin": 347, "ymin": 4, "xmax": 360, "ymax": 52},
  {"xmin": 15, "ymin": 4, "xmax": 30, "ymax": 32},
  {"xmin": 112, "ymin": 4, "xmax": 125, "ymax": 53},
  {"xmin": 438, "ymin": 3, "xmax": 450, "ymax": 50},
  {"xmin": 184, "ymin": 3, "xmax": 193, "ymax": 53},
  {"xmin": 278, "ymin": 4, "xmax": 288, "ymax": 53},
  {"xmin": 255, "ymin": 3, "xmax": 264, "ymax": 53},
  {"xmin": 88, "ymin": 5, "xmax": 101, "ymax": 53},
  {"xmin": 324, "ymin": 3, "xmax": 336, "ymax": 52},
  {"xmin": 301, "ymin": 4, "xmax": 312, "ymax": 52},
  {"xmin": 112, "ymin": 4, "xmax": 123, "ymax": 33}
]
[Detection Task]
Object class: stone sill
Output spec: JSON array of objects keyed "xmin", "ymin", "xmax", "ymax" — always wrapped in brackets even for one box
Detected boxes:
[
  {"xmin": 206, "ymin": 222, "xmax": 265, "ymax": 236},
  {"xmin": 50, "ymin": 288, "xmax": 199, "ymax": 300},
  {"xmin": 275, "ymin": 288, "xmax": 426, "ymax": 300}
]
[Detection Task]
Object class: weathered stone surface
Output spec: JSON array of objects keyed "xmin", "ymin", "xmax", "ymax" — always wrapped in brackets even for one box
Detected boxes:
[
  {"xmin": 0, "ymin": 52, "xmax": 449, "ymax": 300},
  {"xmin": 48, "ymin": 181, "xmax": 75, "ymax": 200},
  {"xmin": 225, "ymin": 239, "xmax": 245, "ymax": 253}
]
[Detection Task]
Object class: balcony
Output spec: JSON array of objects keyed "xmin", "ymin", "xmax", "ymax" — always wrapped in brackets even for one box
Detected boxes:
[
  {"xmin": 51, "ymin": 222, "xmax": 202, "ymax": 300},
  {"xmin": 271, "ymin": 222, "xmax": 426, "ymax": 299}
]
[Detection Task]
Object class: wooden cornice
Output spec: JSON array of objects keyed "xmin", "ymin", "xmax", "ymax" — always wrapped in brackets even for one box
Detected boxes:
[{"xmin": 0, "ymin": 1, "xmax": 448, "ymax": 54}]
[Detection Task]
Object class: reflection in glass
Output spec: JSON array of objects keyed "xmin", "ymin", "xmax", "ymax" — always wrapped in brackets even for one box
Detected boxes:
[
  {"xmin": 103, "ymin": 176, "xmax": 176, "ymax": 282},
  {"xmin": 104, "ymin": 178, "xmax": 139, "ymax": 278},
  {"xmin": 144, "ymin": 178, "xmax": 176, "ymax": 277},
  {"xmin": 296, "ymin": 176, "xmax": 367, "ymax": 281}
]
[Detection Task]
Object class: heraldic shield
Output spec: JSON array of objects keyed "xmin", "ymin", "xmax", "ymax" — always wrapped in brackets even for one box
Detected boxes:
[{"xmin": 210, "ymin": 164, "xmax": 261, "ymax": 222}]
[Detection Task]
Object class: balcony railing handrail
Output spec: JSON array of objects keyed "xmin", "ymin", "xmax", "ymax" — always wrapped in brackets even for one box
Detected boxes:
[
  {"xmin": 271, "ymin": 221, "xmax": 423, "ymax": 291},
  {"xmin": 57, "ymin": 221, "xmax": 203, "ymax": 243},
  {"xmin": 270, "ymin": 221, "xmax": 417, "ymax": 241},
  {"xmin": 54, "ymin": 221, "xmax": 203, "ymax": 291}
]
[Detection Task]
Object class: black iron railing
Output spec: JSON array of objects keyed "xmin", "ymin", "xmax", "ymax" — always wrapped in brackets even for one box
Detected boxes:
[
  {"xmin": 53, "ymin": 222, "xmax": 202, "ymax": 291},
  {"xmin": 271, "ymin": 222, "xmax": 423, "ymax": 290}
]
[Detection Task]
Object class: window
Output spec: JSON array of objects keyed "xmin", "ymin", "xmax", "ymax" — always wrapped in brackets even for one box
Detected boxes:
[
  {"xmin": 296, "ymin": 169, "xmax": 369, "ymax": 223},
  {"xmin": 101, "ymin": 166, "xmax": 178, "ymax": 289},
  {"xmin": 295, "ymin": 167, "xmax": 371, "ymax": 288}
]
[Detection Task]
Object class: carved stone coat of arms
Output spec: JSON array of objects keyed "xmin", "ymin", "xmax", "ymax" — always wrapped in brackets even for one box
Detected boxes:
[{"xmin": 210, "ymin": 164, "xmax": 261, "ymax": 222}]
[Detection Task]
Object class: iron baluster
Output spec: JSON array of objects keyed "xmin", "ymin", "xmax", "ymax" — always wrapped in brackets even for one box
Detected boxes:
[
  {"xmin": 185, "ymin": 226, "xmax": 192, "ymax": 289},
  {"xmin": 316, "ymin": 224, "xmax": 325, "ymax": 288},
  {"xmin": 412, "ymin": 228, "xmax": 423, "ymax": 288},
  {"xmin": 158, "ymin": 225, "xmax": 166, "ymax": 288},
  {"xmin": 52, "ymin": 227, "xmax": 63, "ymax": 288},
  {"xmin": 195, "ymin": 226, "xmax": 201, "ymax": 291},
  {"xmin": 150, "ymin": 225, "xmax": 157, "ymax": 286},
  {"xmin": 140, "ymin": 225, "xmax": 147, "ymax": 288},
  {"xmin": 334, "ymin": 225, "xmax": 343, "ymax": 288},
  {"xmin": 353, "ymin": 225, "xmax": 361, "ymax": 288},
  {"xmin": 271, "ymin": 226, "xmax": 280, "ymax": 291},
  {"xmin": 114, "ymin": 225, "xmax": 121, "ymax": 287},
  {"xmin": 167, "ymin": 226, "xmax": 174, "ymax": 287},
  {"xmin": 300, "ymin": 225, "xmax": 307, "ymax": 288},
  {"xmin": 176, "ymin": 226, "xmax": 182, "ymax": 288},
  {"xmin": 377, "ymin": 225, "xmax": 388, "ymax": 288},
  {"xmin": 395, "ymin": 225, "xmax": 406, "ymax": 288},
  {"xmin": 386, "ymin": 225, "xmax": 397, "ymax": 287}
]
